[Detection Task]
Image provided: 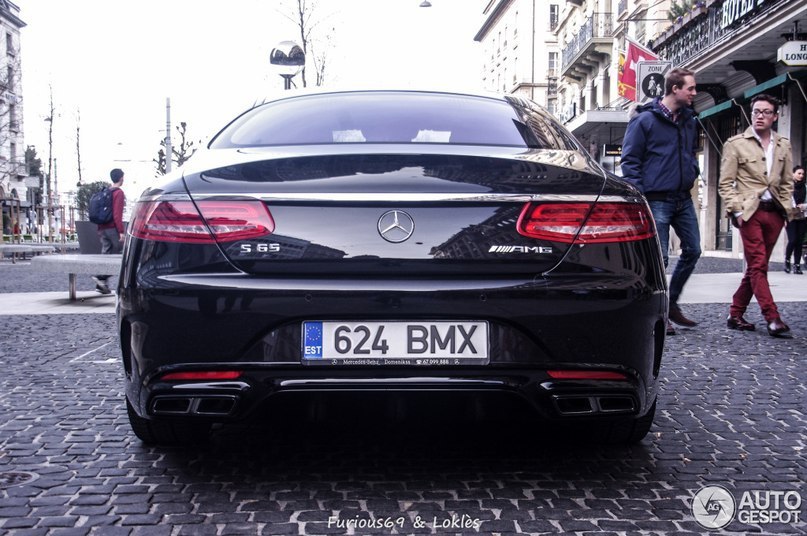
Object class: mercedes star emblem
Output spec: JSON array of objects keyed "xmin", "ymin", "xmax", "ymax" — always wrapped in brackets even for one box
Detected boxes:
[{"xmin": 377, "ymin": 210, "xmax": 415, "ymax": 243}]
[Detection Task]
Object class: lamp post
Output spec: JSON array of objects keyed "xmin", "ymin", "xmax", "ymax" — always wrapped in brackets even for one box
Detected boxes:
[
  {"xmin": 45, "ymin": 115, "xmax": 54, "ymax": 243},
  {"xmin": 269, "ymin": 41, "xmax": 305, "ymax": 90}
]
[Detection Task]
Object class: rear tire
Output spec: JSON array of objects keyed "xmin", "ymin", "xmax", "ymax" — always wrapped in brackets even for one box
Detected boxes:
[{"xmin": 126, "ymin": 399, "xmax": 211, "ymax": 446}]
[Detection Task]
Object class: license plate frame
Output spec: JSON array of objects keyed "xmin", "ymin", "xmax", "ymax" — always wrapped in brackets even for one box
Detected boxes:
[{"xmin": 301, "ymin": 320, "xmax": 489, "ymax": 366}]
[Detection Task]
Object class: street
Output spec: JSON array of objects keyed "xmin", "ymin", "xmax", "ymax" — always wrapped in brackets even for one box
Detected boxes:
[{"xmin": 0, "ymin": 262, "xmax": 805, "ymax": 534}]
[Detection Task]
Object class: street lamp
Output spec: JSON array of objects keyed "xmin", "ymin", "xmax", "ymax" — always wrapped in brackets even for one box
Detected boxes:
[{"xmin": 269, "ymin": 41, "xmax": 305, "ymax": 90}]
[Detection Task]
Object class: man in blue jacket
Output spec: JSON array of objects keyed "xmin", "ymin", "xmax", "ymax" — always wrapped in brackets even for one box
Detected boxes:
[{"xmin": 621, "ymin": 68, "xmax": 701, "ymax": 335}]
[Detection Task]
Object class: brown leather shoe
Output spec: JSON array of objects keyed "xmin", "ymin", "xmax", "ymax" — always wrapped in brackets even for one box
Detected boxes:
[
  {"xmin": 666, "ymin": 321, "xmax": 676, "ymax": 336},
  {"xmin": 669, "ymin": 304, "xmax": 697, "ymax": 327},
  {"xmin": 727, "ymin": 315, "xmax": 755, "ymax": 331},
  {"xmin": 767, "ymin": 319, "xmax": 791, "ymax": 338}
]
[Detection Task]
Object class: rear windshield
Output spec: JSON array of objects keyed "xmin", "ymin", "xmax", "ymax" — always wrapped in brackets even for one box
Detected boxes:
[{"xmin": 210, "ymin": 92, "xmax": 579, "ymax": 150}]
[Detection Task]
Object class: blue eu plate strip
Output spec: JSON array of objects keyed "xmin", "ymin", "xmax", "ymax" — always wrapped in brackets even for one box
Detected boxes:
[{"xmin": 303, "ymin": 322, "xmax": 323, "ymax": 359}]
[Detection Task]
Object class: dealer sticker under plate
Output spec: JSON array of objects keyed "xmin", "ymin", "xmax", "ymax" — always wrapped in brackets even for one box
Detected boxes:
[{"xmin": 302, "ymin": 321, "xmax": 489, "ymax": 366}]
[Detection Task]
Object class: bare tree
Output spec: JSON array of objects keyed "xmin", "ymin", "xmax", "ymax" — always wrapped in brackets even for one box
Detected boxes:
[
  {"xmin": 154, "ymin": 122, "xmax": 200, "ymax": 175},
  {"xmin": 75, "ymin": 108, "xmax": 83, "ymax": 187},
  {"xmin": 0, "ymin": 53, "xmax": 24, "ymax": 190},
  {"xmin": 282, "ymin": 0, "xmax": 332, "ymax": 87}
]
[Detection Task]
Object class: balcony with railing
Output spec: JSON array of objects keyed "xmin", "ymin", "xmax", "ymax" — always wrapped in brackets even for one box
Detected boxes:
[
  {"xmin": 652, "ymin": 0, "xmax": 782, "ymax": 69},
  {"xmin": 652, "ymin": 3, "xmax": 718, "ymax": 67},
  {"xmin": 561, "ymin": 13, "xmax": 614, "ymax": 81}
]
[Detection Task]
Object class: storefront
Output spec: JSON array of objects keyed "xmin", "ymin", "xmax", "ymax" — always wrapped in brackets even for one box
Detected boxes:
[{"xmin": 653, "ymin": 0, "xmax": 807, "ymax": 258}]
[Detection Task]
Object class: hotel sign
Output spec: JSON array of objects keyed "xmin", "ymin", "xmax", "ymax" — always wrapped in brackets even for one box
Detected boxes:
[
  {"xmin": 720, "ymin": 0, "xmax": 769, "ymax": 29},
  {"xmin": 778, "ymin": 41, "xmax": 807, "ymax": 67}
]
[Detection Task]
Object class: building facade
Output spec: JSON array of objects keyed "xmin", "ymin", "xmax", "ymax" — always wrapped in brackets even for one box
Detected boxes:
[
  {"xmin": 475, "ymin": 0, "xmax": 560, "ymax": 116},
  {"xmin": 474, "ymin": 0, "xmax": 672, "ymax": 169},
  {"xmin": 0, "ymin": 0, "xmax": 25, "ymax": 236},
  {"xmin": 554, "ymin": 0, "xmax": 671, "ymax": 167}
]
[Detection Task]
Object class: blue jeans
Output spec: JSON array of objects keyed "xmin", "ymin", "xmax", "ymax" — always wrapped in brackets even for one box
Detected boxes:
[{"xmin": 648, "ymin": 197, "xmax": 701, "ymax": 306}]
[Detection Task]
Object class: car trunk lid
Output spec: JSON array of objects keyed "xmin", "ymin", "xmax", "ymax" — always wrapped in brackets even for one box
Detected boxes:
[{"xmin": 180, "ymin": 150, "xmax": 610, "ymax": 275}]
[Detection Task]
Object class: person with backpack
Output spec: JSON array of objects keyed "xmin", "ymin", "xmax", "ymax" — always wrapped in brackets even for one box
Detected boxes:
[{"xmin": 92, "ymin": 168, "xmax": 126, "ymax": 294}]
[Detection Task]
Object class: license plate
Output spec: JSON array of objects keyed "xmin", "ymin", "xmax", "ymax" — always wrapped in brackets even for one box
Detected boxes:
[{"xmin": 302, "ymin": 321, "xmax": 489, "ymax": 365}]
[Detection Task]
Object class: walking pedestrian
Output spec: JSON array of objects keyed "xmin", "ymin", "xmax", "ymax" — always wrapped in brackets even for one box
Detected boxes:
[
  {"xmin": 718, "ymin": 94, "xmax": 794, "ymax": 338},
  {"xmin": 93, "ymin": 168, "xmax": 126, "ymax": 294},
  {"xmin": 621, "ymin": 68, "xmax": 701, "ymax": 336},
  {"xmin": 784, "ymin": 165, "xmax": 806, "ymax": 274}
]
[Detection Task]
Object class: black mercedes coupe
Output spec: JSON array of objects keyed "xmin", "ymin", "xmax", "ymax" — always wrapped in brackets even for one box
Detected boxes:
[{"xmin": 117, "ymin": 90, "xmax": 668, "ymax": 445}]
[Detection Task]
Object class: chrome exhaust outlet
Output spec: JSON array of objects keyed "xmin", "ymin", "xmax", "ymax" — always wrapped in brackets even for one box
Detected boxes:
[
  {"xmin": 552, "ymin": 395, "xmax": 596, "ymax": 415},
  {"xmin": 151, "ymin": 397, "xmax": 193, "ymax": 415},
  {"xmin": 596, "ymin": 396, "xmax": 636, "ymax": 414},
  {"xmin": 193, "ymin": 396, "xmax": 238, "ymax": 416},
  {"xmin": 151, "ymin": 395, "xmax": 239, "ymax": 416},
  {"xmin": 552, "ymin": 395, "xmax": 636, "ymax": 416}
]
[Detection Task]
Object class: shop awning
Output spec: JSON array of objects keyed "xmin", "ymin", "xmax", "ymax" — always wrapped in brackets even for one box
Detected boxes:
[
  {"xmin": 743, "ymin": 73, "xmax": 788, "ymax": 99},
  {"xmin": 565, "ymin": 108, "xmax": 629, "ymax": 139},
  {"xmin": 697, "ymin": 99, "xmax": 734, "ymax": 120},
  {"xmin": 698, "ymin": 71, "xmax": 807, "ymax": 118},
  {"xmin": 743, "ymin": 69, "xmax": 807, "ymax": 99}
]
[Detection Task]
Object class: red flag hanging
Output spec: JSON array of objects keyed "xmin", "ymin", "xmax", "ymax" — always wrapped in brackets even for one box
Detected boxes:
[{"xmin": 617, "ymin": 38, "xmax": 659, "ymax": 102}]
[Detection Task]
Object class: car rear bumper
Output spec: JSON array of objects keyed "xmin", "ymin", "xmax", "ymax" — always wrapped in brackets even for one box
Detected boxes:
[
  {"xmin": 131, "ymin": 367, "xmax": 651, "ymax": 422},
  {"xmin": 118, "ymin": 273, "xmax": 667, "ymax": 424}
]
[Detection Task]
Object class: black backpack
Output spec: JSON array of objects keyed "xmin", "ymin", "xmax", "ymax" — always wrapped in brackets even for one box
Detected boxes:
[{"xmin": 88, "ymin": 188, "xmax": 114, "ymax": 224}]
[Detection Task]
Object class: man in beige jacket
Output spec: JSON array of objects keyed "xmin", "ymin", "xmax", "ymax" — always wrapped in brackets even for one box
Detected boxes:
[{"xmin": 718, "ymin": 94, "xmax": 794, "ymax": 337}]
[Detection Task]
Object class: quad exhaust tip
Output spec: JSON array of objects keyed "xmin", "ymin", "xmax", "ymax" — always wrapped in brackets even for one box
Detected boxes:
[
  {"xmin": 150, "ymin": 395, "xmax": 238, "ymax": 416},
  {"xmin": 552, "ymin": 395, "xmax": 636, "ymax": 416}
]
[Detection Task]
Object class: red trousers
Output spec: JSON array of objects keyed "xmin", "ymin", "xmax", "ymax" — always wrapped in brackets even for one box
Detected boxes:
[{"xmin": 730, "ymin": 209, "xmax": 785, "ymax": 322}]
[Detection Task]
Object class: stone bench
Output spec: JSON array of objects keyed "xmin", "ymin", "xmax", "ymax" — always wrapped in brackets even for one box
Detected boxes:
[
  {"xmin": 31, "ymin": 254, "xmax": 123, "ymax": 301},
  {"xmin": 1, "ymin": 244, "xmax": 55, "ymax": 263}
]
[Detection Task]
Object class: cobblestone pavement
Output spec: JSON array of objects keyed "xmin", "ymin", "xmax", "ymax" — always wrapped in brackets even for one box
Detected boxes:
[{"xmin": 1, "ymin": 262, "xmax": 806, "ymax": 535}]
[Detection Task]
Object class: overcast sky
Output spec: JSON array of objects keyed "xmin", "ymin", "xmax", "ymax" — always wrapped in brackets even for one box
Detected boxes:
[{"xmin": 18, "ymin": 0, "xmax": 484, "ymax": 198}]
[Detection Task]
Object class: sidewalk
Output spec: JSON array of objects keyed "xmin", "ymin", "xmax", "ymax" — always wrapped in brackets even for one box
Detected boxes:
[
  {"xmin": 0, "ymin": 271, "xmax": 805, "ymax": 315},
  {"xmin": 677, "ymin": 271, "xmax": 807, "ymax": 303},
  {"xmin": 0, "ymin": 291, "xmax": 116, "ymax": 314}
]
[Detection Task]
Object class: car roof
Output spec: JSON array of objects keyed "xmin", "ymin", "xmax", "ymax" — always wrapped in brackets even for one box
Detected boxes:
[{"xmin": 252, "ymin": 85, "xmax": 511, "ymax": 106}]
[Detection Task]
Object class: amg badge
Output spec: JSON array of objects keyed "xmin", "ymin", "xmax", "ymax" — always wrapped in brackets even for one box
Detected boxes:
[{"xmin": 489, "ymin": 245, "xmax": 553, "ymax": 254}]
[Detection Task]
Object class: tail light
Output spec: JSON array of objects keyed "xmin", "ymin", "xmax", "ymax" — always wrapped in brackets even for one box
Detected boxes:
[
  {"xmin": 517, "ymin": 202, "xmax": 654, "ymax": 244},
  {"xmin": 547, "ymin": 370, "xmax": 629, "ymax": 381},
  {"xmin": 130, "ymin": 200, "xmax": 275, "ymax": 244}
]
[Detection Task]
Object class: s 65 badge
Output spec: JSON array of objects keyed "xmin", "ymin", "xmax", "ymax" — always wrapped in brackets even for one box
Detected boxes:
[{"xmin": 239, "ymin": 243, "xmax": 280, "ymax": 254}]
